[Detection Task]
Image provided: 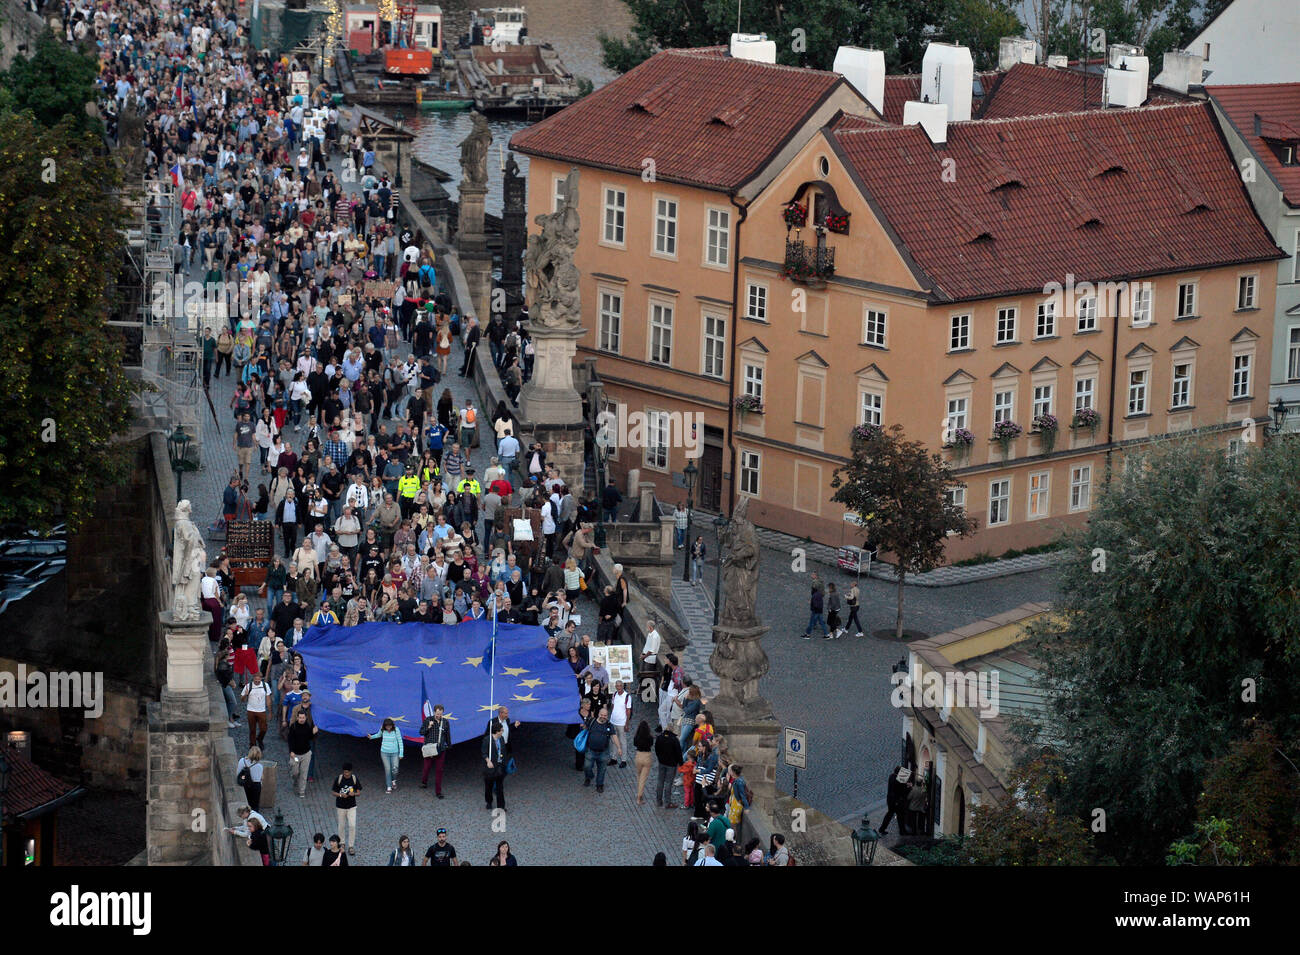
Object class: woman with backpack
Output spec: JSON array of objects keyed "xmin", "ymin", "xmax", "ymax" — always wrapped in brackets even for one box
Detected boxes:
[{"xmin": 235, "ymin": 746, "xmax": 265, "ymax": 811}]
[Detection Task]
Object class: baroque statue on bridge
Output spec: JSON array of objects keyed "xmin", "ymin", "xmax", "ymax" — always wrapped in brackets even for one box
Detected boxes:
[{"xmin": 523, "ymin": 166, "xmax": 581, "ymax": 329}]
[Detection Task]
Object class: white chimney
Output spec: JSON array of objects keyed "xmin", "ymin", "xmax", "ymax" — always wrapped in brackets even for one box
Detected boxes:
[
  {"xmin": 903, "ymin": 100, "xmax": 948, "ymax": 145},
  {"xmin": 921, "ymin": 42, "xmax": 974, "ymax": 122},
  {"xmin": 1046, "ymin": 54, "xmax": 1068, "ymax": 69},
  {"xmin": 1107, "ymin": 42, "xmax": 1144, "ymax": 69},
  {"xmin": 998, "ymin": 36, "xmax": 1038, "ymax": 71},
  {"xmin": 730, "ymin": 33, "xmax": 776, "ymax": 64},
  {"xmin": 833, "ymin": 46, "xmax": 886, "ymax": 115},
  {"xmin": 1105, "ymin": 53, "xmax": 1149, "ymax": 108},
  {"xmin": 1154, "ymin": 49, "xmax": 1204, "ymax": 95}
]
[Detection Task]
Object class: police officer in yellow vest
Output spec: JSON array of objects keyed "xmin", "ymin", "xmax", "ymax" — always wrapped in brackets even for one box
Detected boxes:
[
  {"xmin": 398, "ymin": 465, "xmax": 421, "ymax": 518},
  {"xmin": 456, "ymin": 468, "xmax": 481, "ymax": 499}
]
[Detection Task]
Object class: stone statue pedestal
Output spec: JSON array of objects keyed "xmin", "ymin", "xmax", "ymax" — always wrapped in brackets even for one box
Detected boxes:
[
  {"xmin": 457, "ymin": 183, "xmax": 493, "ymax": 322},
  {"xmin": 710, "ymin": 622, "xmax": 780, "ymax": 817},
  {"xmin": 520, "ymin": 323, "xmax": 584, "ymax": 426}
]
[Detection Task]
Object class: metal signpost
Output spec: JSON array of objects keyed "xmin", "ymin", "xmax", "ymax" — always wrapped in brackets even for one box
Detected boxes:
[{"xmin": 784, "ymin": 726, "xmax": 807, "ymax": 797}]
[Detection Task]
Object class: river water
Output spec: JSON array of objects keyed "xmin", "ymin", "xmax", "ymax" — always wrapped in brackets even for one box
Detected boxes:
[{"xmin": 403, "ymin": 0, "xmax": 634, "ymax": 216}]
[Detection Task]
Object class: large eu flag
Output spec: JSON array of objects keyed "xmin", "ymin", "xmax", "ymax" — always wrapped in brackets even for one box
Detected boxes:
[{"xmin": 294, "ymin": 621, "xmax": 581, "ymax": 742}]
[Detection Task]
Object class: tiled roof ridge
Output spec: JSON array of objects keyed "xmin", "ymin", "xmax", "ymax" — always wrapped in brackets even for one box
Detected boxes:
[
  {"xmin": 659, "ymin": 45, "xmax": 845, "ymax": 79},
  {"xmin": 833, "ymin": 98, "xmax": 1205, "ymax": 138}
]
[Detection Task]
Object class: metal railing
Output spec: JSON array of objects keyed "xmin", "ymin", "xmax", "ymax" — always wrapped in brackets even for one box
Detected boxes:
[{"xmin": 784, "ymin": 237, "xmax": 835, "ymax": 282}]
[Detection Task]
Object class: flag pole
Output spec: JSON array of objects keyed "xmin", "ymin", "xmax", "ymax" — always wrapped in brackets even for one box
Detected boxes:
[{"xmin": 488, "ymin": 592, "xmax": 498, "ymax": 714}]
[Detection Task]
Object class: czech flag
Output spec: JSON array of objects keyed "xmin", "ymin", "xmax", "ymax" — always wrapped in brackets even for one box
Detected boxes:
[{"xmin": 169, "ymin": 163, "xmax": 185, "ymax": 189}]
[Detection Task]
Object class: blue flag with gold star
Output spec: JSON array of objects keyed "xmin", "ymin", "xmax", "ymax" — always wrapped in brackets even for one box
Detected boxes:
[{"xmin": 294, "ymin": 621, "xmax": 581, "ymax": 742}]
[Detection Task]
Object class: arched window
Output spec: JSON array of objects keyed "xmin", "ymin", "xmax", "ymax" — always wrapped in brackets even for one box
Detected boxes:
[{"xmin": 782, "ymin": 180, "xmax": 850, "ymax": 235}]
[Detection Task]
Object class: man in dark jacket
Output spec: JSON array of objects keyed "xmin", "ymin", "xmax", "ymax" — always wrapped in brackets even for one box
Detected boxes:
[
  {"xmin": 481, "ymin": 720, "xmax": 507, "ymax": 811},
  {"xmin": 653, "ymin": 725, "xmax": 683, "ymax": 808},
  {"xmin": 802, "ymin": 576, "xmax": 827, "ymax": 639},
  {"xmin": 582, "ymin": 706, "xmax": 617, "ymax": 792},
  {"xmin": 459, "ymin": 316, "xmax": 481, "ymax": 378},
  {"xmin": 597, "ymin": 585, "xmax": 622, "ymax": 644},
  {"xmin": 601, "ymin": 482, "xmax": 622, "ymax": 523},
  {"xmin": 879, "ymin": 765, "xmax": 912, "ymax": 836}
]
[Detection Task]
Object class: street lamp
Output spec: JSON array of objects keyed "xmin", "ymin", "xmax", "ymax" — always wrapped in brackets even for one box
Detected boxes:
[
  {"xmin": 268, "ymin": 808, "xmax": 294, "ymax": 866},
  {"xmin": 167, "ymin": 424, "xmax": 195, "ymax": 501},
  {"xmin": 681, "ymin": 461, "xmax": 697, "ymax": 582},
  {"xmin": 1269, "ymin": 397, "xmax": 1289, "ymax": 435},
  {"xmin": 851, "ymin": 817, "xmax": 880, "ymax": 865},
  {"xmin": 393, "ymin": 110, "xmax": 405, "ymax": 188},
  {"xmin": 712, "ymin": 513, "xmax": 728, "ymax": 627}
]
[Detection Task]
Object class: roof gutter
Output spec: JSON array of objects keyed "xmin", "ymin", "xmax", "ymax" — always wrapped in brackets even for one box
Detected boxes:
[{"xmin": 726, "ymin": 192, "xmax": 749, "ymax": 518}]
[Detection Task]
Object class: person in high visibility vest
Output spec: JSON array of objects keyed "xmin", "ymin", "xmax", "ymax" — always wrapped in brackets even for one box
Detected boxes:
[
  {"xmin": 398, "ymin": 466, "xmax": 421, "ymax": 518},
  {"xmin": 456, "ymin": 474, "xmax": 481, "ymax": 497}
]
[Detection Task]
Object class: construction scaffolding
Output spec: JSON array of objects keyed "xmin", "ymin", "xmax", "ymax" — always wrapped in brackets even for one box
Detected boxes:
[{"xmin": 115, "ymin": 177, "xmax": 206, "ymax": 459}]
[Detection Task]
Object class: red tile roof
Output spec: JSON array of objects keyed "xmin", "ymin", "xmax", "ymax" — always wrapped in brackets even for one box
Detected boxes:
[
  {"xmin": 979, "ymin": 63, "xmax": 1180, "ymax": 119},
  {"xmin": 1207, "ymin": 83, "xmax": 1300, "ymax": 207},
  {"xmin": 3, "ymin": 748, "xmax": 80, "ymax": 818},
  {"xmin": 832, "ymin": 102, "xmax": 1284, "ymax": 302},
  {"xmin": 510, "ymin": 49, "xmax": 850, "ymax": 192},
  {"xmin": 880, "ymin": 72, "xmax": 999, "ymax": 125}
]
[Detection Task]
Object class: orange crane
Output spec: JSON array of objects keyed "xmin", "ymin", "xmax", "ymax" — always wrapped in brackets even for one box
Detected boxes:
[{"xmin": 384, "ymin": 4, "xmax": 433, "ymax": 75}]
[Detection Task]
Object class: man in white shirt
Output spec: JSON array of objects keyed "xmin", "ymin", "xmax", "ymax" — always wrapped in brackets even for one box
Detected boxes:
[
  {"xmin": 609, "ymin": 680, "xmax": 632, "ymax": 769},
  {"xmin": 241, "ymin": 673, "xmax": 271, "ymax": 749},
  {"xmin": 345, "ymin": 474, "xmax": 370, "ymax": 513},
  {"xmin": 641, "ymin": 618, "xmax": 662, "ymax": 671},
  {"xmin": 310, "ymin": 522, "xmax": 332, "ymax": 565},
  {"xmin": 201, "ymin": 568, "xmax": 223, "ymax": 642}
]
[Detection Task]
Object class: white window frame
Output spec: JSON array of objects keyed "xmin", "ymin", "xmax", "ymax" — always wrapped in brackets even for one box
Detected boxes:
[
  {"xmin": 600, "ymin": 396, "xmax": 620, "ymax": 461},
  {"xmin": 1069, "ymin": 465, "xmax": 1091, "ymax": 512},
  {"xmin": 1177, "ymin": 281, "xmax": 1197, "ymax": 318},
  {"xmin": 704, "ymin": 206, "xmax": 730, "ymax": 268},
  {"xmin": 1035, "ymin": 301, "xmax": 1056, "ymax": 338},
  {"xmin": 553, "ymin": 175, "xmax": 568, "ymax": 213},
  {"xmin": 1076, "ymin": 296, "xmax": 1097, "ymax": 332},
  {"xmin": 745, "ymin": 282, "xmax": 768, "ymax": 322},
  {"xmin": 863, "ymin": 306, "xmax": 888, "ymax": 348},
  {"xmin": 945, "ymin": 486, "xmax": 966, "ymax": 512},
  {"xmin": 598, "ymin": 288, "xmax": 622, "ymax": 353},
  {"xmin": 946, "ymin": 395, "xmax": 969, "ymax": 434},
  {"xmin": 1032, "ymin": 384, "xmax": 1053, "ymax": 420},
  {"xmin": 1027, "ymin": 471, "xmax": 1050, "ymax": 520},
  {"xmin": 996, "ymin": 306, "xmax": 1017, "ymax": 344},
  {"xmin": 1130, "ymin": 284, "xmax": 1152, "ymax": 327},
  {"xmin": 988, "ymin": 478, "xmax": 1010, "ymax": 526},
  {"xmin": 950, "ymin": 313, "xmax": 971, "ymax": 351},
  {"xmin": 1237, "ymin": 273, "xmax": 1257, "ymax": 310},
  {"xmin": 860, "ymin": 389, "xmax": 883, "ymax": 426},
  {"xmin": 1171, "ymin": 361, "xmax": 1191, "ymax": 409},
  {"xmin": 1288, "ymin": 326, "xmax": 1300, "ymax": 382},
  {"xmin": 648, "ymin": 301, "xmax": 673, "ymax": 365},
  {"xmin": 1232, "ymin": 353, "xmax": 1252, "ymax": 399},
  {"xmin": 702, "ymin": 312, "xmax": 726, "ymax": 379},
  {"xmin": 738, "ymin": 449, "xmax": 761, "ymax": 497},
  {"xmin": 643, "ymin": 409, "xmax": 670, "ymax": 472},
  {"xmin": 993, "ymin": 389, "xmax": 1015, "ymax": 425},
  {"xmin": 653, "ymin": 195, "xmax": 678, "ymax": 258},
  {"xmin": 1127, "ymin": 368, "xmax": 1148, "ymax": 415},
  {"xmin": 1075, "ymin": 376, "xmax": 1096, "ymax": 412},
  {"xmin": 742, "ymin": 362, "xmax": 764, "ymax": 403},
  {"xmin": 601, "ymin": 186, "xmax": 625, "ymax": 247}
]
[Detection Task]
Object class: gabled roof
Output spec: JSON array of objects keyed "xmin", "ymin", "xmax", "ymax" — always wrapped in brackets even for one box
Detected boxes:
[
  {"xmin": 1170, "ymin": 335, "xmax": 1201, "ymax": 351},
  {"xmin": 880, "ymin": 71, "xmax": 999, "ymax": 125},
  {"xmin": 1125, "ymin": 342, "xmax": 1156, "ymax": 359},
  {"xmin": 1207, "ymin": 83, "xmax": 1300, "ymax": 207},
  {"xmin": 796, "ymin": 349, "xmax": 829, "ymax": 366},
  {"xmin": 991, "ymin": 361, "xmax": 1022, "ymax": 378},
  {"xmin": 738, "ymin": 336, "xmax": 769, "ymax": 353},
  {"xmin": 943, "ymin": 368, "xmax": 976, "ymax": 385},
  {"xmin": 1073, "ymin": 349, "xmax": 1104, "ymax": 366},
  {"xmin": 831, "ymin": 102, "xmax": 1284, "ymax": 302},
  {"xmin": 856, "ymin": 362, "xmax": 889, "ymax": 381},
  {"xmin": 511, "ymin": 48, "xmax": 853, "ymax": 192},
  {"xmin": 1231, "ymin": 326, "xmax": 1261, "ymax": 342},
  {"xmin": 3, "ymin": 749, "xmax": 82, "ymax": 819},
  {"xmin": 1030, "ymin": 356, "xmax": 1061, "ymax": 372},
  {"xmin": 978, "ymin": 62, "xmax": 1180, "ymax": 119}
]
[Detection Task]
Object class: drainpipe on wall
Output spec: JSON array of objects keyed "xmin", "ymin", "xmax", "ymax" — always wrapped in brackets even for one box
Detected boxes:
[
  {"xmin": 726, "ymin": 193, "xmax": 750, "ymax": 518},
  {"xmin": 1104, "ymin": 285, "xmax": 1120, "ymax": 484}
]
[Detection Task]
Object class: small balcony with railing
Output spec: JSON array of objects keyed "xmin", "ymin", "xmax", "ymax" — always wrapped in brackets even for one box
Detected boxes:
[{"xmin": 783, "ymin": 234, "xmax": 836, "ymax": 288}]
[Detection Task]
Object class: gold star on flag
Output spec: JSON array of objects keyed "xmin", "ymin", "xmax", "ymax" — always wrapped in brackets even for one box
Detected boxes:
[
  {"xmin": 352, "ymin": 706, "xmax": 375, "ymax": 716},
  {"xmin": 334, "ymin": 686, "xmax": 361, "ymax": 701},
  {"xmin": 477, "ymin": 703, "xmax": 498, "ymax": 712},
  {"xmin": 371, "ymin": 661, "xmax": 398, "ymax": 672},
  {"xmin": 343, "ymin": 673, "xmax": 370, "ymax": 684},
  {"xmin": 462, "ymin": 656, "xmax": 484, "ymax": 667},
  {"xmin": 388, "ymin": 715, "xmax": 409, "ymax": 723},
  {"xmin": 512, "ymin": 693, "xmax": 538, "ymax": 702},
  {"xmin": 518, "ymin": 678, "xmax": 545, "ymax": 688},
  {"xmin": 444, "ymin": 714, "xmax": 458, "ymax": 720},
  {"xmin": 501, "ymin": 667, "xmax": 530, "ymax": 677},
  {"xmin": 415, "ymin": 656, "xmax": 442, "ymax": 667}
]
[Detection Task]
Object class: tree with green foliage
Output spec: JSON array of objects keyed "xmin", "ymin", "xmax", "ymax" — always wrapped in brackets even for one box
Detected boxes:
[
  {"xmin": 830, "ymin": 425, "xmax": 976, "ymax": 640},
  {"xmin": 1168, "ymin": 721, "xmax": 1300, "ymax": 865},
  {"xmin": 1026, "ymin": 0, "xmax": 1201, "ymax": 66},
  {"xmin": 0, "ymin": 33, "xmax": 102, "ymax": 135},
  {"xmin": 0, "ymin": 111, "xmax": 134, "ymax": 533},
  {"xmin": 1017, "ymin": 439, "xmax": 1300, "ymax": 865},
  {"xmin": 967, "ymin": 754, "xmax": 1094, "ymax": 865},
  {"xmin": 601, "ymin": 0, "xmax": 1024, "ymax": 75}
]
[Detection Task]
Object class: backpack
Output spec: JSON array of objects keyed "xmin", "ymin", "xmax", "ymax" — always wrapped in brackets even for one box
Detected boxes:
[{"xmin": 464, "ymin": 407, "xmax": 476, "ymax": 424}]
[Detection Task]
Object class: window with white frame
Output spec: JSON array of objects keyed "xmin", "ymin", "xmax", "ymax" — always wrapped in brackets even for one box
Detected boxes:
[
  {"xmin": 702, "ymin": 314, "xmax": 725, "ymax": 378},
  {"xmin": 1227, "ymin": 437, "xmax": 1243, "ymax": 463},
  {"xmin": 598, "ymin": 290, "xmax": 622, "ymax": 352},
  {"xmin": 946, "ymin": 396, "xmax": 969, "ymax": 434},
  {"xmin": 861, "ymin": 390, "xmax": 883, "ymax": 426},
  {"xmin": 649, "ymin": 302, "xmax": 673, "ymax": 365},
  {"xmin": 643, "ymin": 410, "xmax": 669, "ymax": 470},
  {"xmin": 988, "ymin": 479, "xmax": 1010, "ymax": 526},
  {"xmin": 1128, "ymin": 369, "xmax": 1148, "ymax": 414},
  {"xmin": 1077, "ymin": 297, "xmax": 1097, "ymax": 332},
  {"xmin": 553, "ymin": 176, "xmax": 567, "ymax": 212},
  {"xmin": 739, "ymin": 449, "xmax": 760, "ymax": 496},
  {"xmin": 1289, "ymin": 327, "xmax": 1300, "ymax": 382},
  {"xmin": 1171, "ymin": 361, "xmax": 1191, "ymax": 408},
  {"xmin": 600, "ymin": 396, "xmax": 619, "ymax": 461},
  {"xmin": 994, "ymin": 389, "xmax": 1014, "ymax": 425},
  {"xmin": 1028, "ymin": 471, "xmax": 1050, "ymax": 519},
  {"xmin": 743, "ymin": 363, "xmax": 764, "ymax": 402},
  {"xmin": 996, "ymin": 307, "xmax": 1017, "ymax": 344},
  {"xmin": 654, "ymin": 197, "xmax": 677, "ymax": 256},
  {"xmin": 863, "ymin": 307, "xmax": 887, "ymax": 347},
  {"xmin": 705, "ymin": 207, "xmax": 730, "ymax": 267},
  {"xmin": 1237, "ymin": 274, "xmax": 1257, "ymax": 310},
  {"xmin": 1032, "ymin": 384, "xmax": 1053, "ymax": 419},
  {"xmin": 945, "ymin": 486, "xmax": 966, "ymax": 512},
  {"xmin": 602, "ymin": 187, "xmax": 625, "ymax": 245},
  {"xmin": 1131, "ymin": 284, "xmax": 1152, "ymax": 326},
  {"xmin": 1075, "ymin": 376, "xmax": 1095, "ymax": 411},
  {"xmin": 1232, "ymin": 354, "xmax": 1251, "ymax": 399},
  {"xmin": 1036, "ymin": 301, "xmax": 1055, "ymax": 338},
  {"xmin": 1177, "ymin": 282, "xmax": 1197, "ymax": 318},
  {"xmin": 950, "ymin": 314, "xmax": 971, "ymax": 351},
  {"xmin": 1069, "ymin": 465, "xmax": 1091, "ymax": 511},
  {"xmin": 1294, "ymin": 229, "xmax": 1300, "ymax": 283},
  {"xmin": 746, "ymin": 283, "xmax": 767, "ymax": 322}
]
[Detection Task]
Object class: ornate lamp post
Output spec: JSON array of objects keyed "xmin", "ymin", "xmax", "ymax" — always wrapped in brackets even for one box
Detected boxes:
[
  {"xmin": 851, "ymin": 817, "xmax": 880, "ymax": 865},
  {"xmin": 681, "ymin": 462, "xmax": 697, "ymax": 583},
  {"xmin": 712, "ymin": 513, "xmax": 728, "ymax": 627},
  {"xmin": 167, "ymin": 424, "xmax": 195, "ymax": 501},
  {"xmin": 1268, "ymin": 397, "xmax": 1289, "ymax": 436},
  {"xmin": 268, "ymin": 808, "xmax": 294, "ymax": 866},
  {"xmin": 393, "ymin": 110, "xmax": 405, "ymax": 188}
]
